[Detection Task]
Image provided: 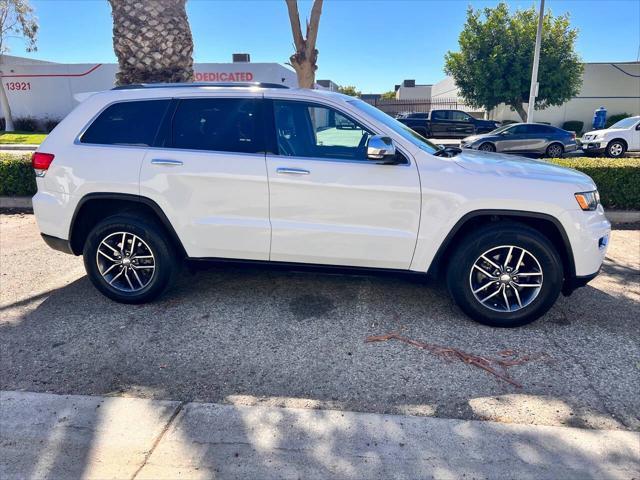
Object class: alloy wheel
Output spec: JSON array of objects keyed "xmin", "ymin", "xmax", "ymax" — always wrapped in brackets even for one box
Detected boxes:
[
  {"xmin": 96, "ymin": 231, "xmax": 156, "ymax": 292},
  {"xmin": 547, "ymin": 144, "xmax": 563, "ymax": 158},
  {"xmin": 609, "ymin": 142, "xmax": 624, "ymax": 157},
  {"xmin": 479, "ymin": 143, "xmax": 494, "ymax": 152},
  {"xmin": 469, "ymin": 245, "xmax": 543, "ymax": 313}
]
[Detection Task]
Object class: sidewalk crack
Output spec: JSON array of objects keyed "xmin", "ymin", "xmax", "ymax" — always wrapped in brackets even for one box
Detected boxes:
[{"xmin": 131, "ymin": 401, "xmax": 185, "ymax": 479}]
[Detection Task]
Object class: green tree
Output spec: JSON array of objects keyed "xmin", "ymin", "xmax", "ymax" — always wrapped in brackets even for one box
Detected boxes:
[
  {"xmin": 108, "ymin": 0, "xmax": 194, "ymax": 85},
  {"xmin": 337, "ymin": 85, "xmax": 360, "ymax": 97},
  {"xmin": 380, "ymin": 90, "xmax": 396, "ymax": 100},
  {"xmin": 444, "ymin": 2, "xmax": 583, "ymax": 122},
  {"xmin": 0, "ymin": 0, "xmax": 38, "ymax": 131}
]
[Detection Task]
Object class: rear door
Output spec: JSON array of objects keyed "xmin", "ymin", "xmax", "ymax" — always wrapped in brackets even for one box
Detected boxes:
[
  {"xmin": 139, "ymin": 94, "xmax": 271, "ymax": 260},
  {"xmin": 264, "ymin": 99, "xmax": 421, "ymax": 269}
]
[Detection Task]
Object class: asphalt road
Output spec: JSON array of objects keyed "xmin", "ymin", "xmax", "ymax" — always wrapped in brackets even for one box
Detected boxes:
[{"xmin": 1, "ymin": 213, "xmax": 639, "ymax": 431}]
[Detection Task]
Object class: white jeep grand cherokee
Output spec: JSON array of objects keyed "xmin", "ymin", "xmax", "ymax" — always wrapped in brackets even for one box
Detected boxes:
[{"xmin": 32, "ymin": 83, "xmax": 611, "ymax": 327}]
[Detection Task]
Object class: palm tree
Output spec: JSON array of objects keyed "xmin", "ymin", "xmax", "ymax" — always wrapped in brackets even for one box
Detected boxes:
[
  {"xmin": 108, "ymin": 0, "xmax": 194, "ymax": 85},
  {"xmin": 285, "ymin": 0, "xmax": 323, "ymax": 88}
]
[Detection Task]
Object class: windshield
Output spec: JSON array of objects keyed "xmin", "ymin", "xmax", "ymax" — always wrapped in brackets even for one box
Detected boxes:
[
  {"xmin": 348, "ymin": 99, "xmax": 441, "ymax": 154},
  {"xmin": 610, "ymin": 117, "xmax": 638, "ymax": 129}
]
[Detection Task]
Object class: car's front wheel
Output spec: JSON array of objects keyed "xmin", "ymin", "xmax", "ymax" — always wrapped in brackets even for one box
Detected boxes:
[
  {"xmin": 83, "ymin": 214, "xmax": 178, "ymax": 304},
  {"xmin": 606, "ymin": 140, "xmax": 626, "ymax": 158},
  {"xmin": 478, "ymin": 142, "xmax": 495, "ymax": 152},
  {"xmin": 446, "ymin": 223, "xmax": 563, "ymax": 327}
]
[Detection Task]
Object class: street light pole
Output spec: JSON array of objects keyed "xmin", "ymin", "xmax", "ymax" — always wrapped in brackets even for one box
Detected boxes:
[{"xmin": 527, "ymin": 0, "xmax": 545, "ymax": 123}]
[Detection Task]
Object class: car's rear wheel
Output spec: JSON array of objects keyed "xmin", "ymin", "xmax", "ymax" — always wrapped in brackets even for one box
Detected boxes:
[
  {"xmin": 478, "ymin": 142, "xmax": 495, "ymax": 152},
  {"xmin": 545, "ymin": 143, "xmax": 564, "ymax": 158},
  {"xmin": 606, "ymin": 140, "xmax": 626, "ymax": 158},
  {"xmin": 83, "ymin": 214, "xmax": 177, "ymax": 303},
  {"xmin": 446, "ymin": 223, "xmax": 563, "ymax": 327}
]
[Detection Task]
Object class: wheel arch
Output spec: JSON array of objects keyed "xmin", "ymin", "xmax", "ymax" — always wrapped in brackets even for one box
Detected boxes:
[
  {"xmin": 478, "ymin": 141, "xmax": 496, "ymax": 151},
  {"xmin": 69, "ymin": 193, "xmax": 187, "ymax": 257},
  {"xmin": 608, "ymin": 138, "xmax": 628, "ymax": 149},
  {"xmin": 427, "ymin": 209, "xmax": 576, "ymax": 289}
]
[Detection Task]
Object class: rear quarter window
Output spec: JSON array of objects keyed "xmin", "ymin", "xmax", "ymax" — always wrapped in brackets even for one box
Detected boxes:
[{"xmin": 80, "ymin": 100, "xmax": 170, "ymax": 146}]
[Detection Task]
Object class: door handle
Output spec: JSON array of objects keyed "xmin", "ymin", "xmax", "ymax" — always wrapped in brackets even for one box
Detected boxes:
[
  {"xmin": 276, "ymin": 167, "xmax": 310, "ymax": 175},
  {"xmin": 151, "ymin": 159, "xmax": 183, "ymax": 166}
]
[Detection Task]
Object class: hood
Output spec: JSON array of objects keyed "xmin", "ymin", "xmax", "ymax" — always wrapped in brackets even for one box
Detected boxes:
[
  {"xmin": 583, "ymin": 128, "xmax": 625, "ymax": 137},
  {"xmin": 453, "ymin": 150, "xmax": 595, "ymax": 188}
]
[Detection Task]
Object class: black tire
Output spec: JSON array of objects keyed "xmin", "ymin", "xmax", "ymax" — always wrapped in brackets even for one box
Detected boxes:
[
  {"xmin": 83, "ymin": 214, "xmax": 178, "ymax": 304},
  {"xmin": 478, "ymin": 142, "xmax": 495, "ymax": 152},
  {"xmin": 446, "ymin": 222, "xmax": 563, "ymax": 327},
  {"xmin": 545, "ymin": 143, "xmax": 564, "ymax": 158},
  {"xmin": 606, "ymin": 140, "xmax": 626, "ymax": 158}
]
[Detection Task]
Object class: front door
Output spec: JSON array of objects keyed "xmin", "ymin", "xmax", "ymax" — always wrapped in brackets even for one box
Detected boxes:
[
  {"xmin": 139, "ymin": 95, "xmax": 271, "ymax": 260},
  {"xmin": 265, "ymin": 99, "xmax": 421, "ymax": 269},
  {"xmin": 496, "ymin": 124, "xmax": 530, "ymax": 153}
]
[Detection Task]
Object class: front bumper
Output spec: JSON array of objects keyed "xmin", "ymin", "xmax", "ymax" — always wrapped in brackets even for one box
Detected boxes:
[
  {"xmin": 560, "ymin": 207, "xmax": 611, "ymax": 294},
  {"xmin": 581, "ymin": 141, "xmax": 606, "ymax": 154}
]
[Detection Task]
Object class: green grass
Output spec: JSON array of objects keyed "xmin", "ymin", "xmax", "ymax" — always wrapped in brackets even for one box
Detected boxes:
[{"xmin": 0, "ymin": 131, "xmax": 47, "ymax": 145}]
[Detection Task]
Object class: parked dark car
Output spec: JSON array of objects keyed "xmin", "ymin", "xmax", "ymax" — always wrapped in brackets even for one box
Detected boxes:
[
  {"xmin": 397, "ymin": 110, "xmax": 499, "ymax": 138},
  {"xmin": 461, "ymin": 123, "xmax": 578, "ymax": 158}
]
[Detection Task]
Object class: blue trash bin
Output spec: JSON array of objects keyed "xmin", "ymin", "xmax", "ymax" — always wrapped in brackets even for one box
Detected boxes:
[{"xmin": 593, "ymin": 106, "xmax": 607, "ymax": 130}]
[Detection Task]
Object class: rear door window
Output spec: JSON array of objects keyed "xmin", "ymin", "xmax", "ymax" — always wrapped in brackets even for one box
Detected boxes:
[
  {"xmin": 171, "ymin": 98, "xmax": 264, "ymax": 154},
  {"xmin": 81, "ymin": 100, "xmax": 170, "ymax": 146}
]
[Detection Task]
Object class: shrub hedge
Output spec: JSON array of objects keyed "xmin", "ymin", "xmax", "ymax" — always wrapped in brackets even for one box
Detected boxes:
[
  {"xmin": 0, "ymin": 154, "xmax": 36, "ymax": 196},
  {"xmin": 562, "ymin": 120, "xmax": 584, "ymax": 134},
  {"xmin": 548, "ymin": 157, "xmax": 640, "ymax": 210},
  {"xmin": 1, "ymin": 154, "xmax": 639, "ymax": 210}
]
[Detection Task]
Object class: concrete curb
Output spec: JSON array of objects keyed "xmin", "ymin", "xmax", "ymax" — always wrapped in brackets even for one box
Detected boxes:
[
  {"xmin": 0, "ymin": 196, "xmax": 32, "ymax": 209},
  {"xmin": 1, "ymin": 390, "xmax": 638, "ymax": 480},
  {"xmin": 0, "ymin": 144, "xmax": 38, "ymax": 151},
  {"xmin": 1, "ymin": 196, "xmax": 639, "ymax": 226}
]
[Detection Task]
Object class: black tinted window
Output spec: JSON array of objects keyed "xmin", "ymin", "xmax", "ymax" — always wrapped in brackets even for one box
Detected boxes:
[
  {"xmin": 431, "ymin": 111, "xmax": 446, "ymax": 120},
  {"xmin": 408, "ymin": 112, "xmax": 428, "ymax": 119},
  {"xmin": 81, "ymin": 100, "xmax": 170, "ymax": 146},
  {"xmin": 172, "ymin": 98, "xmax": 264, "ymax": 153}
]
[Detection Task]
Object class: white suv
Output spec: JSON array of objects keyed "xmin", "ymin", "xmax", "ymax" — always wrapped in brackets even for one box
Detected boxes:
[
  {"xmin": 32, "ymin": 83, "xmax": 611, "ymax": 327},
  {"xmin": 581, "ymin": 115, "xmax": 640, "ymax": 157}
]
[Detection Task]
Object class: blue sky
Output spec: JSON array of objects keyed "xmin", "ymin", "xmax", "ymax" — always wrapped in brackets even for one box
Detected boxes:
[{"xmin": 7, "ymin": 0, "xmax": 640, "ymax": 92}]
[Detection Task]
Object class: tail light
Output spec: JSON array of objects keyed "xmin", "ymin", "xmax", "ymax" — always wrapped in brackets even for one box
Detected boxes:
[
  {"xmin": 32, "ymin": 152, "xmax": 55, "ymax": 177},
  {"xmin": 571, "ymin": 132, "xmax": 576, "ymax": 140}
]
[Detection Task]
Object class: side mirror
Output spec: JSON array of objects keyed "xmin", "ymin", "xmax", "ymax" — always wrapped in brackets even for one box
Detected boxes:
[{"xmin": 367, "ymin": 135, "xmax": 396, "ymax": 160}]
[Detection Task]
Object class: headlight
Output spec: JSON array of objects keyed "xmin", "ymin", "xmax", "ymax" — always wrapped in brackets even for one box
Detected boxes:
[{"xmin": 575, "ymin": 190, "xmax": 600, "ymax": 211}]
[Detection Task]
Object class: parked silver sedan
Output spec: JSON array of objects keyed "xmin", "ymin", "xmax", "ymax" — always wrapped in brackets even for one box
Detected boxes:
[{"xmin": 461, "ymin": 123, "xmax": 578, "ymax": 158}]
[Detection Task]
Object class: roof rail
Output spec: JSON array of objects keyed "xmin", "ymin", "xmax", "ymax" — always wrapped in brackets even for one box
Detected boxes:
[{"xmin": 112, "ymin": 82, "xmax": 289, "ymax": 90}]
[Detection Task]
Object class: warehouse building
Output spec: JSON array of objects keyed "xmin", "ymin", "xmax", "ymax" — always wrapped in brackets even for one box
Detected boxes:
[{"xmin": 0, "ymin": 54, "xmax": 297, "ymax": 123}]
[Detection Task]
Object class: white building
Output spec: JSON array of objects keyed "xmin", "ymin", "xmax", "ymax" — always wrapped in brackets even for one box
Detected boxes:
[
  {"xmin": 431, "ymin": 62, "xmax": 640, "ymax": 128},
  {"xmin": 0, "ymin": 54, "xmax": 298, "ymax": 123},
  {"xmin": 395, "ymin": 80, "xmax": 432, "ymax": 100}
]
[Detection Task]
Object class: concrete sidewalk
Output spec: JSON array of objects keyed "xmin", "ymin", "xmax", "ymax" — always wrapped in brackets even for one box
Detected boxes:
[{"xmin": 1, "ymin": 391, "xmax": 638, "ymax": 480}]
